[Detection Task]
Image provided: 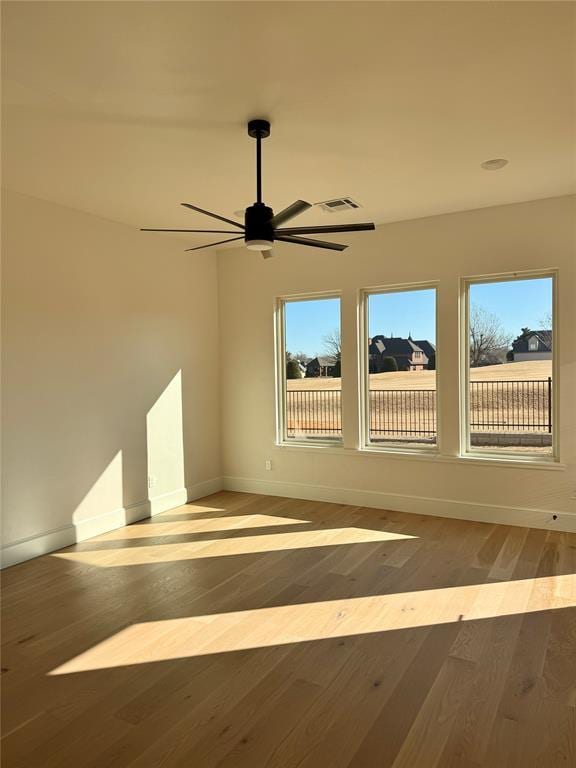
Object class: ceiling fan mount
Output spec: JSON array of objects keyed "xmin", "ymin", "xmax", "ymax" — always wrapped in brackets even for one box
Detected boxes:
[
  {"xmin": 247, "ymin": 118, "xmax": 271, "ymax": 139},
  {"xmin": 141, "ymin": 118, "xmax": 375, "ymax": 258}
]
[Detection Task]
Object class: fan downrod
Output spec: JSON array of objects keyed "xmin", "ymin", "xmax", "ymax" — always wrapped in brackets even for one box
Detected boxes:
[{"xmin": 248, "ymin": 119, "xmax": 270, "ymax": 139}]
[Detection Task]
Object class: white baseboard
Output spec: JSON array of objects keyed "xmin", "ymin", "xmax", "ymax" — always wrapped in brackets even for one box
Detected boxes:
[
  {"xmin": 187, "ymin": 476, "xmax": 224, "ymax": 501},
  {"xmin": 0, "ymin": 525, "xmax": 76, "ymax": 570},
  {"xmin": 0, "ymin": 483, "xmax": 220, "ymax": 569},
  {"xmin": 223, "ymin": 476, "xmax": 576, "ymax": 533},
  {"xmin": 73, "ymin": 500, "xmax": 148, "ymax": 542},
  {"xmin": 149, "ymin": 487, "xmax": 189, "ymax": 516}
]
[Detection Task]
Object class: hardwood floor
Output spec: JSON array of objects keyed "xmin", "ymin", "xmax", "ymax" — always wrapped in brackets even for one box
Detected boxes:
[{"xmin": 2, "ymin": 491, "xmax": 575, "ymax": 767}]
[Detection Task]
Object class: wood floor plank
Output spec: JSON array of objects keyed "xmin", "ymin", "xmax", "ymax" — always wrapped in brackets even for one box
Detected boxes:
[
  {"xmin": 347, "ymin": 622, "xmax": 462, "ymax": 768},
  {"xmin": 390, "ymin": 654, "xmax": 477, "ymax": 768}
]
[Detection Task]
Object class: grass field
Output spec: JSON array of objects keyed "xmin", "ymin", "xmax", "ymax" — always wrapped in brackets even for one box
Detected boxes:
[{"xmin": 287, "ymin": 360, "xmax": 552, "ymax": 391}]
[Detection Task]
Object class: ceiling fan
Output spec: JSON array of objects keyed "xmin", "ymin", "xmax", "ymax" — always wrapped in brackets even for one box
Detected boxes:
[{"xmin": 141, "ymin": 119, "xmax": 375, "ymax": 258}]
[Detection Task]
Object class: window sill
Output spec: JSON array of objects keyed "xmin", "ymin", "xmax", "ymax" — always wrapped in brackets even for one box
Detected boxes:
[
  {"xmin": 274, "ymin": 442, "xmax": 565, "ymax": 470},
  {"xmin": 456, "ymin": 452, "xmax": 563, "ymax": 471},
  {"xmin": 278, "ymin": 439, "xmax": 344, "ymax": 450}
]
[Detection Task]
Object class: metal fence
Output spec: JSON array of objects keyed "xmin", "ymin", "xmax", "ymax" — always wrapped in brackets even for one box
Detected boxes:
[
  {"xmin": 469, "ymin": 378, "xmax": 552, "ymax": 433},
  {"xmin": 286, "ymin": 390, "xmax": 342, "ymax": 436},
  {"xmin": 286, "ymin": 378, "xmax": 552, "ymax": 439},
  {"xmin": 369, "ymin": 389, "xmax": 436, "ymax": 437}
]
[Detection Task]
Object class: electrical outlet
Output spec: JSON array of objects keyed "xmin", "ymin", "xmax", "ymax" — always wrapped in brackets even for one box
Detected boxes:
[
  {"xmin": 265, "ymin": 460, "xmax": 272, "ymax": 471},
  {"xmin": 148, "ymin": 475, "xmax": 157, "ymax": 489}
]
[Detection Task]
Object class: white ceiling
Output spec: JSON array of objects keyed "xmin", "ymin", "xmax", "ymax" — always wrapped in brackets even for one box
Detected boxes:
[{"xmin": 2, "ymin": 2, "xmax": 575, "ymax": 245}]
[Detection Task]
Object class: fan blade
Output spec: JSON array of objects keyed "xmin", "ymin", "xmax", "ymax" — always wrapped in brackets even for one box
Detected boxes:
[
  {"xmin": 276, "ymin": 223, "xmax": 375, "ymax": 235},
  {"xmin": 270, "ymin": 200, "xmax": 312, "ymax": 228},
  {"xmin": 185, "ymin": 236, "xmax": 244, "ymax": 252},
  {"xmin": 141, "ymin": 228, "xmax": 243, "ymax": 234},
  {"xmin": 181, "ymin": 203, "xmax": 244, "ymax": 229},
  {"xmin": 275, "ymin": 235, "xmax": 347, "ymax": 251}
]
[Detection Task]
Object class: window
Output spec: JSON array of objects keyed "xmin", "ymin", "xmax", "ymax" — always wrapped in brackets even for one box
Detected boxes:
[
  {"xmin": 361, "ymin": 285, "xmax": 438, "ymax": 450},
  {"xmin": 462, "ymin": 273, "xmax": 556, "ymax": 459},
  {"xmin": 277, "ymin": 294, "xmax": 342, "ymax": 444}
]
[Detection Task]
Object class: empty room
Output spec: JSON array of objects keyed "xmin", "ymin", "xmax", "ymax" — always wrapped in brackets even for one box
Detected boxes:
[{"xmin": 1, "ymin": 2, "xmax": 575, "ymax": 766}]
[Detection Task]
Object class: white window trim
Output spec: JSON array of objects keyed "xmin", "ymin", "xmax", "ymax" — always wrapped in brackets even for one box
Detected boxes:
[
  {"xmin": 358, "ymin": 281, "xmax": 440, "ymax": 455},
  {"xmin": 459, "ymin": 269, "xmax": 559, "ymax": 464},
  {"xmin": 275, "ymin": 291, "xmax": 343, "ymax": 448}
]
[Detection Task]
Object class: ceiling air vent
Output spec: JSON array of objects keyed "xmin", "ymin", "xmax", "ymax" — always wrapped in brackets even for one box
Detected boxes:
[{"xmin": 316, "ymin": 197, "xmax": 362, "ymax": 213}]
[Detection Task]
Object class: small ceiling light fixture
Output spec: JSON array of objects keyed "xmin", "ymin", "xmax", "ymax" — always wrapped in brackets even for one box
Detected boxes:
[
  {"xmin": 481, "ymin": 158, "xmax": 509, "ymax": 171},
  {"xmin": 246, "ymin": 238, "xmax": 273, "ymax": 252}
]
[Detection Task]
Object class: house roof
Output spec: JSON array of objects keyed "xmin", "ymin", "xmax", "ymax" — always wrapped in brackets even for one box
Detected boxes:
[
  {"xmin": 308, "ymin": 356, "xmax": 336, "ymax": 367},
  {"xmin": 414, "ymin": 340, "xmax": 436, "ymax": 358},
  {"xmin": 369, "ymin": 335, "xmax": 427, "ymax": 358},
  {"xmin": 512, "ymin": 329, "xmax": 552, "ymax": 353}
]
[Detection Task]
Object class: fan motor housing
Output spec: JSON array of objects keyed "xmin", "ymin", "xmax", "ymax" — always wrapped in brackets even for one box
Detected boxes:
[{"xmin": 244, "ymin": 203, "xmax": 274, "ymax": 243}]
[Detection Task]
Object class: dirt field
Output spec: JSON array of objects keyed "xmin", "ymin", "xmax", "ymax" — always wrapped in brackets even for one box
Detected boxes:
[
  {"xmin": 287, "ymin": 360, "xmax": 552, "ymax": 391},
  {"xmin": 286, "ymin": 360, "xmax": 553, "ymax": 447}
]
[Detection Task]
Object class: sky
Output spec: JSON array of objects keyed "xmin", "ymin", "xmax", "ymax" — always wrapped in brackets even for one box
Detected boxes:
[
  {"xmin": 369, "ymin": 289, "xmax": 436, "ymax": 344},
  {"xmin": 469, "ymin": 278, "xmax": 552, "ymax": 338},
  {"xmin": 285, "ymin": 298, "xmax": 341, "ymax": 358},
  {"xmin": 285, "ymin": 278, "xmax": 552, "ymax": 357}
]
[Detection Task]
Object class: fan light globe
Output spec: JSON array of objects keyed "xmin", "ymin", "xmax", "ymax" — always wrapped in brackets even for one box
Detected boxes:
[{"xmin": 246, "ymin": 239, "xmax": 273, "ymax": 251}]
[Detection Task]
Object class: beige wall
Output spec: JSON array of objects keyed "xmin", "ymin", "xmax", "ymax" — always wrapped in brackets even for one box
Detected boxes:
[
  {"xmin": 1, "ymin": 190, "xmax": 221, "ymax": 563},
  {"xmin": 218, "ymin": 196, "xmax": 576, "ymax": 529}
]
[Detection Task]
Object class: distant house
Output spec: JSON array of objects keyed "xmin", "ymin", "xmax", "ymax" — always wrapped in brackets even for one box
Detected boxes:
[
  {"xmin": 511, "ymin": 329, "xmax": 552, "ymax": 362},
  {"xmin": 306, "ymin": 355, "xmax": 337, "ymax": 377},
  {"xmin": 368, "ymin": 335, "xmax": 432, "ymax": 372}
]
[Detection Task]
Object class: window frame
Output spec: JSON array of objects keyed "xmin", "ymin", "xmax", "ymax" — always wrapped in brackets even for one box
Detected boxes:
[
  {"xmin": 459, "ymin": 269, "xmax": 559, "ymax": 463},
  {"xmin": 358, "ymin": 281, "xmax": 440, "ymax": 455},
  {"xmin": 275, "ymin": 291, "xmax": 344, "ymax": 448}
]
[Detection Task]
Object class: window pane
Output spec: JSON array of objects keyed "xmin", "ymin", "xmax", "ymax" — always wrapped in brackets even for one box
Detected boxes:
[
  {"xmin": 467, "ymin": 276, "xmax": 554, "ymax": 456},
  {"xmin": 283, "ymin": 297, "xmax": 342, "ymax": 442},
  {"xmin": 366, "ymin": 288, "xmax": 437, "ymax": 448}
]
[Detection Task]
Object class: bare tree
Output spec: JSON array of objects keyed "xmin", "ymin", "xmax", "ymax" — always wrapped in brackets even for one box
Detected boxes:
[
  {"xmin": 322, "ymin": 328, "xmax": 341, "ymax": 360},
  {"xmin": 469, "ymin": 304, "xmax": 511, "ymax": 367},
  {"xmin": 540, "ymin": 310, "xmax": 552, "ymax": 328},
  {"xmin": 321, "ymin": 328, "xmax": 342, "ymax": 377}
]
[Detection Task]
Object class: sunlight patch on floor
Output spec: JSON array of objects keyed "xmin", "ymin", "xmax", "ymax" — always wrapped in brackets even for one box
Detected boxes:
[
  {"xmin": 49, "ymin": 574, "xmax": 575, "ymax": 674},
  {"xmin": 51, "ymin": 527, "xmax": 415, "ymax": 566}
]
